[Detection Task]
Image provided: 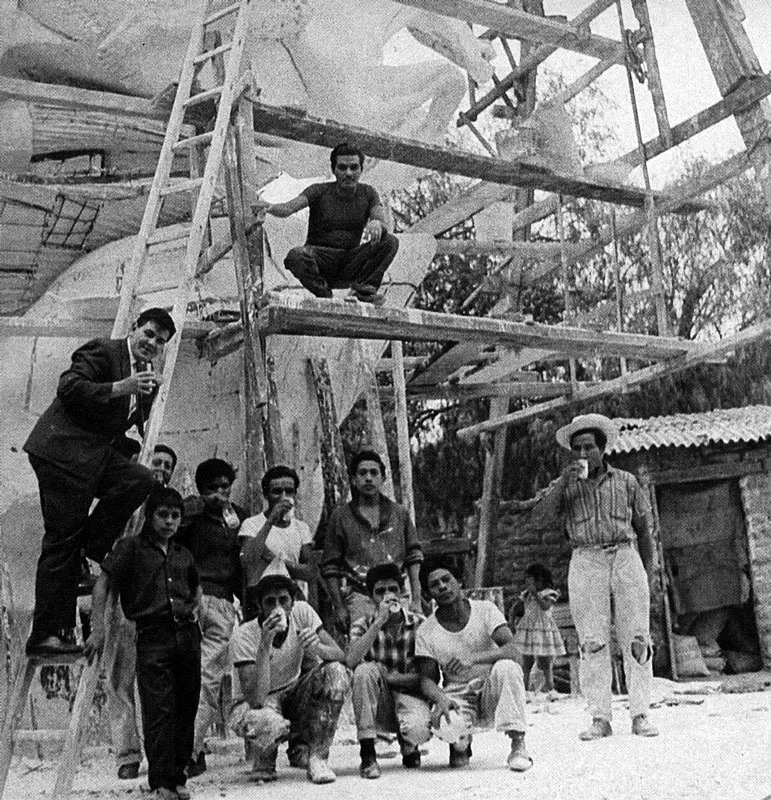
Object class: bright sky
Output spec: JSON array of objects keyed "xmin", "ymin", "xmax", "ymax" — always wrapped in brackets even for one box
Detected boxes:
[{"xmin": 383, "ymin": 0, "xmax": 771, "ymax": 189}]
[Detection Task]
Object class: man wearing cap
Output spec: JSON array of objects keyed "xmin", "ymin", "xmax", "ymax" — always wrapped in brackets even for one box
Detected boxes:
[
  {"xmin": 527, "ymin": 413, "xmax": 657, "ymax": 741},
  {"xmin": 228, "ymin": 574, "xmax": 350, "ymax": 784}
]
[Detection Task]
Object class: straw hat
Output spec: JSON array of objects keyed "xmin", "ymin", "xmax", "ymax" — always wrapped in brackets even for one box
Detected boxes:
[{"xmin": 555, "ymin": 413, "xmax": 618, "ymax": 452}]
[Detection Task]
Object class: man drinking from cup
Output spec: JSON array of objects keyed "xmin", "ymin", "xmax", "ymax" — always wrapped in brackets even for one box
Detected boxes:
[
  {"xmin": 228, "ymin": 575, "xmax": 350, "ymax": 784},
  {"xmin": 523, "ymin": 413, "xmax": 658, "ymax": 741},
  {"xmin": 239, "ymin": 466, "xmax": 315, "ymax": 617}
]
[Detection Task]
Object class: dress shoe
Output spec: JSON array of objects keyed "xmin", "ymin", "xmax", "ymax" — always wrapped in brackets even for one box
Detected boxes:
[
  {"xmin": 579, "ymin": 718, "xmax": 613, "ymax": 741},
  {"xmin": 25, "ymin": 635, "xmax": 83, "ymax": 657},
  {"xmin": 186, "ymin": 751, "xmax": 206, "ymax": 778},
  {"xmin": 117, "ymin": 762, "xmax": 140, "ymax": 780}
]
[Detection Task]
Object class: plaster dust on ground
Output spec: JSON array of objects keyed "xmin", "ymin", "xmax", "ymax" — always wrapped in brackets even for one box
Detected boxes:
[{"xmin": 5, "ymin": 679, "xmax": 771, "ymax": 800}]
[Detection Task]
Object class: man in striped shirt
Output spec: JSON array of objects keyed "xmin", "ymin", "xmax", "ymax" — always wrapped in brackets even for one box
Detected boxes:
[
  {"xmin": 536, "ymin": 414, "xmax": 658, "ymax": 741},
  {"xmin": 347, "ymin": 563, "xmax": 431, "ymax": 779}
]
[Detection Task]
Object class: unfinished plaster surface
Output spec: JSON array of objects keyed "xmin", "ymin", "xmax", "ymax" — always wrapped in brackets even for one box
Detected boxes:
[
  {"xmin": 0, "ymin": 213, "xmax": 436, "ymax": 619},
  {"xmin": 1, "ymin": 1, "xmax": 493, "ymax": 187}
]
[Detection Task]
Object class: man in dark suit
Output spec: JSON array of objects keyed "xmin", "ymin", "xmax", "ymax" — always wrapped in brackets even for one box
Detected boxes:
[{"xmin": 23, "ymin": 307, "xmax": 176, "ymax": 656}]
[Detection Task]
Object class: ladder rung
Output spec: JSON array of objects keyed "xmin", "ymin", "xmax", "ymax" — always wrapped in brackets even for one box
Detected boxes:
[
  {"xmin": 193, "ymin": 42, "xmax": 233, "ymax": 65},
  {"xmin": 25, "ymin": 652, "xmax": 84, "ymax": 666},
  {"xmin": 14, "ymin": 728, "xmax": 69, "ymax": 742},
  {"xmin": 147, "ymin": 225, "xmax": 193, "ymax": 246},
  {"xmin": 184, "ymin": 85, "xmax": 224, "ymax": 107},
  {"xmin": 173, "ymin": 131, "xmax": 214, "ymax": 152},
  {"xmin": 204, "ymin": 2, "xmax": 241, "ymax": 26},
  {"xmin": 159, "ymin": 178, "xmax": 205, "ymax": 196}
]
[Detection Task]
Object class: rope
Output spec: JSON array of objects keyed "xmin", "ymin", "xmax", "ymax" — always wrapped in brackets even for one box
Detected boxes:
[{"xmin": 615, "ymin": 0, "xmax": 671, "ymax": 337}]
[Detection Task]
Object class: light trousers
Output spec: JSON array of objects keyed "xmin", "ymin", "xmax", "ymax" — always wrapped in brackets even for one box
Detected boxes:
[{"xmin": 568, "ymin": 544, "xmax": 653, "ymax": 721}]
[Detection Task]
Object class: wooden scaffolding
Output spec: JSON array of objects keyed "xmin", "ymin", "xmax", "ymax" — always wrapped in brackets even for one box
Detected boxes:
[{"xmin": 2, "ymin": 1, "xmax": 771, "ymax": 787}]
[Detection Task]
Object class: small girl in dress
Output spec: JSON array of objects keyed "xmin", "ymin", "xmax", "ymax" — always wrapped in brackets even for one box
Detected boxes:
[{"xmin": 512, "ymin": 563, "xmax": 565, "ymax": 695}]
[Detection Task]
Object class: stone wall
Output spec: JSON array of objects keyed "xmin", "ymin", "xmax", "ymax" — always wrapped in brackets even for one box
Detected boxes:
[{"xmin": 739, "ymin": 472, "xmax": 771, "ymax": 668}]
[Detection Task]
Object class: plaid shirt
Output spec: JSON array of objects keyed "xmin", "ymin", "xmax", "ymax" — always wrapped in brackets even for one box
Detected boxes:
[
  {"xmin": 544, "ymin": 465, "xmax": 652, "ymax": 547},
  {"xmin": 349, "ymin": 609, "xmax": 424, "ymax": 675}
]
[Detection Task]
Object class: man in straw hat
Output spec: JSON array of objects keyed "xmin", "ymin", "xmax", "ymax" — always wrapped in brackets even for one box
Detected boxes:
[{"xmin": 524, "ymin": 413, "xmax": 658, "ymax": 741}]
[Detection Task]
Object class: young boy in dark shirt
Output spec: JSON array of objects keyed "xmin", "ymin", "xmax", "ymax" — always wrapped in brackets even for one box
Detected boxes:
[{"xmin": 85, "ymin": 486, "xmax": 201, "ymax": 800}]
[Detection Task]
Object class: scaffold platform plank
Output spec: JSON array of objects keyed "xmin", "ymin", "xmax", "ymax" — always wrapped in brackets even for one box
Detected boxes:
[
  {"xmin": 251, "ymin": 103, "xmax": 684, "ymax": 209},
  {"xmin": 257, "ymin": 294, "xmax": 694, "ymax": 361}
]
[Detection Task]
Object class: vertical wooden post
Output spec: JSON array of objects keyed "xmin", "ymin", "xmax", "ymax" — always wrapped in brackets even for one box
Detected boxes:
[
  {"xmin": 630, "ymin": 0, "xmax": 672, "ymax": 147},
  {"xmin": 615, "ymin": 0, "xmax": 671, "ymax": 337},
  {"xmin": 390, "ymin": 340, "xmax": 415, "ymax": 520},
  {"xmin": 609, "ymin": 207, "xmax": 628, "ymax": 376},
  {"xmin": 556, "ymin": 196, "xmax": 578, "ymax": 385},
  {"xmin": 364, "ymin": 373, "xmax": 395, "ymax": 499},
  {"xmin": 474, "ymin": 396, "xmax": 509, "ymax": 588}
]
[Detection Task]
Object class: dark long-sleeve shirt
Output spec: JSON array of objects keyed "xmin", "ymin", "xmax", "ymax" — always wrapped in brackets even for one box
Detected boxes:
[{"xmin": 176, "ymin": 504, "xmax": 245, "ymax": 602}]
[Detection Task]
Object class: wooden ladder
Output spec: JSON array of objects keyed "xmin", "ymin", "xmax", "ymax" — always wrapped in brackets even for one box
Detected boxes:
[
  {"xmin": 0, "ymin": 652, "xmax": 100, "ymax": 799},
  {"xmin": 0, "ymin": 1, "xmax": 264, "ymax": 796}
]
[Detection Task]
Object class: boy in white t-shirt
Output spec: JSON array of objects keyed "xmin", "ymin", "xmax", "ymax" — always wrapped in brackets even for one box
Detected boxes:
[
  {"xmin": 239, "ymin": 466, "xmax": 314, "ymax": 611},
  {"xmin": 228, "ymin": 574, "xmax": 350, "ymax": 784},
  {"xmin": 415, "ymin": 564, "xmax": 532, "ymax": 772}
]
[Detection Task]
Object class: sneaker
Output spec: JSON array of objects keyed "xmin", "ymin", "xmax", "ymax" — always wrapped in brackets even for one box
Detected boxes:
[
  {"xmin": 506, "ymin": 736, "xmax": 533, "ymax": 772},
  {"xmin": 579, "ymin": 718, "xmax": 612, "ymax": 741},
  {"xmin": 186, "ymin": 751, "xmax": 207, "ymax": 778},
  {"xmin": 117, "ymin": 762, "xmax": 140, "ymax": 780},
  {"xmin": 307, "ymin": 755, "xmax": 336, "ymax": 784},
  {"xmin": 631, "ymin": 714, "xmax": 659, "ymax": 737},
  {"xmin": 176, "ymin": 784, "xmax": 191, "ymax": 800}
]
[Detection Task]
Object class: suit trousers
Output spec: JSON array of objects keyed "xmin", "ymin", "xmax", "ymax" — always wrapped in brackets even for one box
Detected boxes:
[{"xmin": 28, "ymin": 451, "xmax": 156, "ymax": 637}]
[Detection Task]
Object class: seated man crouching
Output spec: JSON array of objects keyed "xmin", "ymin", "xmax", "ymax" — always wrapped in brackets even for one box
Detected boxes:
[
  {"xmin": 347, "ymin": 563, "xmax": 432, "ymax": 779},
  {"xmin": 415, "ymin": 564, "xmax": 532, "ymax": 772},
  {"xmin": 228, "ymin": 574, "xmax": 350, "ymax": 784}
]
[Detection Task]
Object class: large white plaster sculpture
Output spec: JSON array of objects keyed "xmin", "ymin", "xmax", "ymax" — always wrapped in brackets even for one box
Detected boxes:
[{"xmin": 2, "ymin": 0, "xmax": 494, "ymax": 185}]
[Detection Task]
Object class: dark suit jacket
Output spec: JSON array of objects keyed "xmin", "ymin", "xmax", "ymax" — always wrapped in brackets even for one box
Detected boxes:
[{"xmin": 24, "ymin": 337, "xmax": 154, "ymax": 479}]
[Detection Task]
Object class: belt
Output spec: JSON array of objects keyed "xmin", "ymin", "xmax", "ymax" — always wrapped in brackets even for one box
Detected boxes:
[{"xmin": 573, "ymin": 541, "xmax": 632, "ymax": 551}]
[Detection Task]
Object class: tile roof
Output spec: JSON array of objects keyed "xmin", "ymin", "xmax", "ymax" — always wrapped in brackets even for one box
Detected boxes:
[{"xmin": 609, "ymin": 406, "xmax": 771, "ymax": 453}]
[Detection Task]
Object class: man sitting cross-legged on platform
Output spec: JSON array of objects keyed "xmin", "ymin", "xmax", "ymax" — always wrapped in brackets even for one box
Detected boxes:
[
  {"xmin": 347, "ymin": 563, "xmax": 431, "ymax": 779},
  {"xmin": 415, "ymin": 563, "xmax": 532, "ymax": 773},
  {"xmin": 253, "ymin": 141, "xmax": 399, "ymax": 306},
  {"xmin": 228, "ymin": 574, "xmax": 350, "ymax": 785}
]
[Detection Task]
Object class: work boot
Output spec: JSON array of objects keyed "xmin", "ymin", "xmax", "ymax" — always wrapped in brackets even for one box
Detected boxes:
[
  {"xmin": 506, "ymin": 732, "xmax": 533, "ymax": 772},
  {"xmin": 579, "ymin": 718, "xmax": 612, "ymax": 741},
  {"xmin": 358, "ymin": 738, "xmax": 380, "ymax": 779},
  {"xmin": 631, "ymin": 714, "xmax": 659, "ymax": 737}
]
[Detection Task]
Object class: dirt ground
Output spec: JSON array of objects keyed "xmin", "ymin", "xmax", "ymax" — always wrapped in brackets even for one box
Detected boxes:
[{"xmin": 6, "ymin": 677, "xmax": 771, "ymax": 800}]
